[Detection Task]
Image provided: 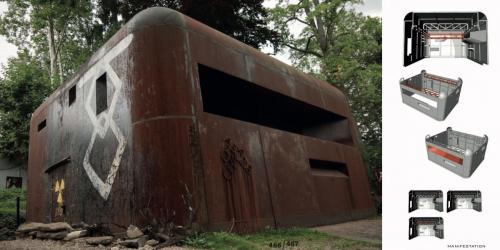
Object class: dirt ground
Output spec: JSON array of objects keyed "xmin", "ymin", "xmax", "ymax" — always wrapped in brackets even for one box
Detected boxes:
[
  {"xmin": 0, "ymin": 239, "xmax": 187, "ymax": 250},
  {"xmin": 0, "ymin": 218, "xmax": 382, "ymax": 249},
  {"xmin": 313, "ymin": 217, "xmax": 382, "ymax": 244}
]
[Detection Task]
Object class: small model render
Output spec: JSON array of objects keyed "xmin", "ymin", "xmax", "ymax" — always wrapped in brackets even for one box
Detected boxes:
[
  {"xmin": 426, "ymin": 127, "xmax": 488, "ymax": 178},
  {"xmin": 447, "ymin": 190, "xmax": 482, "ymax": 212},
  {"xmin": 409, "ymin": 190, "xmax": 443, "ymax": 212},
  {"xmin": 404, "ymin": 12, "xmax": 487, "ymax": 66},
  {"xmin": 400, "ymin": 70, "xmax": 462, "ymax": 121},
  {"xmin": 409, "ymin": 217, "xmax": 444, "ymax": 240}
]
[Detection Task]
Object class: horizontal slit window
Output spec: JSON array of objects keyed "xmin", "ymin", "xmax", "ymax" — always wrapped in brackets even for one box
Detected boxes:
[
  {"xmin": 38, "ymin": 120, "xmax": 46, "ymax": 131},
  {"xmin": 309, "ymin": 159, "xmax": 348, "ymax": 178},
  {"xmin": 407, "ymin": 92, "xmax": 438, "ymax": 108},
  {"xmin": 427, "ymin": 145, "xmax": 463, "ymax": 165},
  {"xmin": 198, "ymin": 64, "xmax": 352, "ymax": 144}
]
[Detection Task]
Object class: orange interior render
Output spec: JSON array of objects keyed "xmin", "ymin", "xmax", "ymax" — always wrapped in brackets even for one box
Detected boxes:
[{"xmin": 427, "ymin": 145, "xmax": 464, "ymax": 165}]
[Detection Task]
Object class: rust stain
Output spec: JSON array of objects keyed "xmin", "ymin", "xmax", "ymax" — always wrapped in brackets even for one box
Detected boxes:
[{"xmin": 27, "ymin": 7, "xmax": 375, "ymax": 232}]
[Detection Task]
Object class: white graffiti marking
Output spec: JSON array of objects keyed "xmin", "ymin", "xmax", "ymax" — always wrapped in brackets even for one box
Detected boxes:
[{"xmin": 78, "ymin": 34, "xmax": 133, "ymax": 200}]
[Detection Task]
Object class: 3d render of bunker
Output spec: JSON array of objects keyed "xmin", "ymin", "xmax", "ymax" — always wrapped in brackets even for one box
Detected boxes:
[
  {"xmin": 447, "ymin": 190, "xmax": 482, "ymax": 212},
  {"xmin": 409, "ymin": 190, "xmax": 443, "ymax": 212},
  {"xmin": 426, "ymin": 127, "xmax": 488, "ymax": 178},
  {"xmin": 404, "ymin": 12, "xmax": 487, "ymax": 66},
  {"xmin": 26, "ymin": 8, "xmax": 375, "ymax": 232},
  {"xmin": 409, "ymin": 217, "xmax": 444, "ymax": 240},
  {"xmin": 400, "ymin": 70, "xmax": 462, "ymax": 121}
]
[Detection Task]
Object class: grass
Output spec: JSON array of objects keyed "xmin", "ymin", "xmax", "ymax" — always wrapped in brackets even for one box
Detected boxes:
[
  {"xmin": 0, "ymin": 188, "xmax": 26, "ymax": 229},
  {"xmin": 182, "ymin": 227, "xmax": 381, "ymax": 250},
  {"xmin": 0, "ymin": 188, "xmax": 26, "ymax": 215}
]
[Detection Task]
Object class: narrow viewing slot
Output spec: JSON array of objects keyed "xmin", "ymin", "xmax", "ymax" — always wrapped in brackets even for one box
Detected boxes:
[
  {"xmin": 407, "ymin": 38, "xmax": 412, "ymax": 56},
  {"xmin": 96, "ymin": 73, "xmax": 107, "ymax": 115},
  {"xmin": 309, "ymin": 159, "xmax": 349, "ymax": 178},
  {"xmin": 68, "ymin": 85, "xmax": 76, "ymax": 106},
  {"xmin": 38, "ymin": 120, "xmax": 46, "ymax": 131},
  {"xmin": 198, "ymin": 64, "xmax": 353, "ymax": 144}
]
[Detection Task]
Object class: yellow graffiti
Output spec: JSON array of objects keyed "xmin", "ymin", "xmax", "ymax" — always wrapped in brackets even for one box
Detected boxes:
[{"xmin": 54, "ymin": 179, "xmax": 65, "ymax": 206}]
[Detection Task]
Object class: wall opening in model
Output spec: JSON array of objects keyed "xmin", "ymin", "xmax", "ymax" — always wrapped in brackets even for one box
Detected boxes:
[
  {"xmin": 404, "ymin": 12, "xmax": 487, "ymax": 66},
  {"xmin": 198, "ymin": 64, "xmax": 353, "ymax": 144}
]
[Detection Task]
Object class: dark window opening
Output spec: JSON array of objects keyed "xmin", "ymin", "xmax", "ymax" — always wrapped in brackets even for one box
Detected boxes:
[
  {"xmin": 309, "ymin": 159, "xmax": 349, "ymax": 178},
  {"xmin": 198, "ymin": 64, "xmax": 353, "ymax": 144},
  {"xmin": 38, "ymin": 120, "xmax": 46, "ymax": 131},
  {"xmin": 96, "ymin": 73, "xmax": 107, "ymax": 115},
  {"xmin": 68, "ymin": 85, "xmax": 76, "ymax": 106},
  {"xmin": 6, "ymin": 176, "xmax": 22, "ymax": 188}
]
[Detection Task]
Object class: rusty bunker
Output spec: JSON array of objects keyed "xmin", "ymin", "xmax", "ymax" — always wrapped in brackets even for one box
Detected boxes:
[{"xmin": 27, "ymin": 7, "xmax": 375, "ymax": 232}]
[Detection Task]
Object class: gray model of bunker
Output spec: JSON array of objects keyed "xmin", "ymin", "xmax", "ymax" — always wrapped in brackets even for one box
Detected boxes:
[
  {"xmin": 426, "ymin": 127, "xmax": 488, "ymax": 178},
  {"xmin": 404, "ymin": 12, "xmax": 487, "ymax": 66},
  {"xmin": 447, "ymin": 190, "xmax": 481, "ymax": 212},
  {"xmin": 409, "ymin": 190, "xmax": 443, "ymax": 212},
  {"xmin": 409, "ymin": 217, "xmax": 444, "ymax": 240},
  {"xmin": 400, "ymin": 70, "xmax": 462, "ymax": 121}
]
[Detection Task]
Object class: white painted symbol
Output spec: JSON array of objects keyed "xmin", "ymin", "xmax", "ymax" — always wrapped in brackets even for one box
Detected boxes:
[{"xmin": 78, "ymin": 34, "xmax": 133, "ymax": 200}]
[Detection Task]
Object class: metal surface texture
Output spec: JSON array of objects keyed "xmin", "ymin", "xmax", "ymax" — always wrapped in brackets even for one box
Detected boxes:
[{"xmin": 27, "ymin": 7, "xmax": 375, "ymax": 232}]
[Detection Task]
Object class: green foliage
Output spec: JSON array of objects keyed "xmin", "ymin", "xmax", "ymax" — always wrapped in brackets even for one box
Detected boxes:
[
  {"xmin": 322, "ymin": 13, "xmax": 382, "ymax": 196},
  {"xmin": 0, "ymin": 188, "xmax": 26, "ymax": 230},
  {"xmin": 98, "ymin": 0, "xmax": 281, "ymax": 49},
  {"xmin": 183, "ymin": 232, "xmax": 258, "ymax": 249},
  {"xmin": 269, "ymin": 1, "xmax": 382, "ymax": 198},
  {"xmin": 0, "ymin": 188, "xmax": 26, "ymax": 215},
  {"xmin": 182, "ymin": 228, "xmax": 380, "ymax": 249},
  {"xmin": 0, "ymin": 1, "xmax": 101, "ymax": 163},
  {"xmin": 0, "ymin": 0, "xmax": 101, "ymax": 83},
  {"xmin": 0, "ymin": 53, "xmax": 53, "ymax": 163}
]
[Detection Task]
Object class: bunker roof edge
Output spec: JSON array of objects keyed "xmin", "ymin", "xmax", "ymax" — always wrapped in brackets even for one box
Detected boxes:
[{"xmin": 32, "ymin": 7, "xmax": 346, "ymax": 118}]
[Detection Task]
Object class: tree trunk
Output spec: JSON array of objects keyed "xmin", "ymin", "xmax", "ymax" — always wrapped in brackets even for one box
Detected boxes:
[
  {"xmin": 55, "ymin": 29, "xmax": 63, "ymax": 83},
  {"xmin": 47, "ymin": 19, "xmax": 58, "ymax": 86},
  {"xmin": 57, "ymin": 53, "xmax": 63, "ymax": 83},
  {"xmin": 312, "ymin": 0, "xmax": 328, "ymax": 54}
]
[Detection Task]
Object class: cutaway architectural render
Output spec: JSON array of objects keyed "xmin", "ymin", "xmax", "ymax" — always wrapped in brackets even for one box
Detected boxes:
[
  {"xmin": 447, "ymin": 190, "xmax": 481, "ymax": 212},
  {"xmin": 409, "ymin": 190, "xmax": 443, "ymax": 212},
  {"xmin": 426, "ymin": 127, "xmax": 488, "ymax": 178},
  {"xmin": 404, "ymin": 12, "xmax": 487, "ymax": 66},
  {"xmin": 400, "ymin": 70, "xmax": 462, "ymax": 121},
  {"xmin": 409, "ymin": 217, "xmax": 444, "ymax": 240}
]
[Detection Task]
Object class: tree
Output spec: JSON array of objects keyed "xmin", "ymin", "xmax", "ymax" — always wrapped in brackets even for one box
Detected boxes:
[
  {"xmin": 0, "ymin": 0, "xmax": 97, "ymax": 86},
  {"xmin": 0, "ymin": 0, "xmax": 280, "ymax": 165},
  {"xmin": 0, "ymin": 0, "xmax": 99, "ymax": 164},
  {"xmin": 270, "ymin": 0, "xmax": 381, "ymax": 197},
  {"xmin": 96, "ymin": 0, "xmax": 280, "ymax": 49},
  {"xmin": 0, "ymin": 53, "xmax": 53, "ymax": 164}
]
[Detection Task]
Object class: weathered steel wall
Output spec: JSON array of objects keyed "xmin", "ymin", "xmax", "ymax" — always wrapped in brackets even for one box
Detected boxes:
[
  {"xmin": 27, "ymin": 7, "xmax": 375, "ymax": 232},
  {"xmin": 28, "ymin": 27, "xmax": 135, "ymax": 229}
]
